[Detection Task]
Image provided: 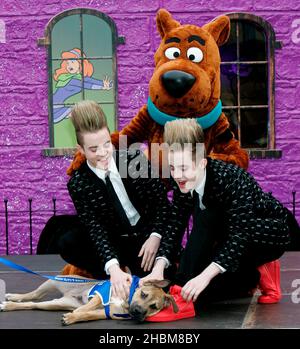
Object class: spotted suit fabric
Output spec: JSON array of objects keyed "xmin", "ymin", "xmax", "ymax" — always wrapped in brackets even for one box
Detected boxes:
[
  {"xmin": 172, "ymin": 158, "xmax": 291, "ymax": 273},
  {"xmin": 67, "ymin": 149, "xmax": 180, "ymax": 266}
]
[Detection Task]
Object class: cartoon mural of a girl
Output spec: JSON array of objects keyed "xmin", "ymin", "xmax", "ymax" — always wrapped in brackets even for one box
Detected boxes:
[{"xmin": 53, "ymin": 48, "xmax": 113, "ymax": 123}]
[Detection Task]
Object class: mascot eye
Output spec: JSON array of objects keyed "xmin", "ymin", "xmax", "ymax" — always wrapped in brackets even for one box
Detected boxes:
[
  {"xmin": 165, "ymin": 47, "xmax": 181, "ymax": 60},
  {"xmin": 187, "ymin": 47, "xmax": 203, "ymax": 63}
]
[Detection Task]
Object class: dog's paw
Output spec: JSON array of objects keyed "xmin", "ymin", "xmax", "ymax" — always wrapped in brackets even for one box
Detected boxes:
[
  {"xmin": 5, "ymin": 293, "xmax": 22, "ymax": 302},
  {"xmin": 61, "ymin": 313, "xmax": 74, "ymax": 326},
  {"xmin": 0, "ymin": 302, "xmax": 12, "ymax": 311},
  {"xmin": 0, "ymin": 301, "xmax": 20, "ymax": 311},
  {"xmin": 0, "ymin": 303, "xmax": 5, "ymax": 312}
]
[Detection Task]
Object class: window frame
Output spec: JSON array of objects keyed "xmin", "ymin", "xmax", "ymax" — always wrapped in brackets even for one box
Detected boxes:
[
  {"xmin": 223, "ymin": 12, "xmax": 282, "ymax": 159},
  {"xmin": 38, "ymin": 8, "xmax": 125, "ymax": 156}
]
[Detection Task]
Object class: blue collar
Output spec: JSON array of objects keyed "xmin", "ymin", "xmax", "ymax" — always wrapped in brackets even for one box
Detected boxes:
[
  {"xmin": 147, "ymin": 97, "xmax": 222, "ymax": 130},
  {"xmin": 112, "ymin": 275, "xmax": 140, "ymax": 319},
  {"xmin": 128, "ymin": 275, "xmax": 140, "ymax": 304}
]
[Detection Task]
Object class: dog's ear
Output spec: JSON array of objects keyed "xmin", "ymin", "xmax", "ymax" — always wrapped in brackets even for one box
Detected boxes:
[
  {"xmin": 156, "ymin": 9, "xmax": 180, "ymax": 38},
  {"xmin": 202, "ymin": 15, "xmax": 230, "ymax": 46},
  {"xmin": 164, "ymin": 294, "xmax": 179, "ymax": 313},
  {"xmin": 143, "ymin": 279, "xmax": 171, "ymax": 288}
]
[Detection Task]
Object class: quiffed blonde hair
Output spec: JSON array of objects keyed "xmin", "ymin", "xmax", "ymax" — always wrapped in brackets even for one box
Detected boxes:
[
  {"xmin": 70, "ymin": 100, "xmax": 108, "ymax": 146},
  {"xmin": 164, "ymin": 118, "xmax": 206, "ymax": 160}
]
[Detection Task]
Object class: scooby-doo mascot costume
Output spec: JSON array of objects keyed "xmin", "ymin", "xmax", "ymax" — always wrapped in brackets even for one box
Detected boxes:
[
  {"xmin": 64, "ymin": 10, "xmax": 281, "ymax": 304},
  {"xmin": 68, "ymin": 9, "xmax": 248, "ymax": 174}
]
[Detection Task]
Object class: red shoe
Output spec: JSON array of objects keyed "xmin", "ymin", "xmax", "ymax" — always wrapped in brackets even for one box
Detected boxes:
[
  {"xmin": 257, "ymin": 260, "xmax": 282, "ymax": 304},
  {"xmin": 146, "ymin": 285, "xmax": 195, "ymax": 322}
]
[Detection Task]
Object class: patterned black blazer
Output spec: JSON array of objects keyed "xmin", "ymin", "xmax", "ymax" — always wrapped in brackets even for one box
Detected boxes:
[
  {"xmin": 172, "ymin": 158, "xmax": 291, "ymax": 272},
  {"xmin": 68, "ymin": 149, "xmax": 179, "ymax": 265}
]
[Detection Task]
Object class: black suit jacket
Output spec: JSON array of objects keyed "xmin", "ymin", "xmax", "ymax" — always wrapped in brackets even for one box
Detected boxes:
[
  {"xmin": 68, "ymin": 149, "xmax": 179, "ymax": 265},
  {"xmin": 172, "ymin": 158, "xmax": 291, "ymax": 272}
]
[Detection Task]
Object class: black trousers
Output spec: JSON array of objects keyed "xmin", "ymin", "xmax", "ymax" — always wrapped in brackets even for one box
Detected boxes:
[
  {"xmin": 175, "ymin": 206, "xmax": 286, "ymax": 305},
  {"xmin": 37, "ymin": 215, "xmax": 151, "ymax": 279}
]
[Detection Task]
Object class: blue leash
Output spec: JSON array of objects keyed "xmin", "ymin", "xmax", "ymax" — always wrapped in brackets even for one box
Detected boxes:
[
  {"xmin": 0, "ymin": 257, "xmax": 141, "ymax": 320},
  {"xmin": 0, "ymin": 257, "xmax": 97, "ymax": 283}
]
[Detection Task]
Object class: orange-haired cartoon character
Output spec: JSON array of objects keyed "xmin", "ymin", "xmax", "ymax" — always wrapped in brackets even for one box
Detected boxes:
[{"xmin": 53, "ymin": 48, "xmax": 113, "ymax": 123}]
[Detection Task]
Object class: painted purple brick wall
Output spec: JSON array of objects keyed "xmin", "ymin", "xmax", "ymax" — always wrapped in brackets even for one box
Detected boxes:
[{"xmin": 0, "ymin": 0, "xmax": 299, "ymax": 254}]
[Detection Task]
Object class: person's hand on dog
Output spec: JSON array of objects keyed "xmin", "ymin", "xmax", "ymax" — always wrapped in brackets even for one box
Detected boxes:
[
  {"xmin": 139, "ymin": 258, "xmax": 166, "ymax": 286},
  {"xmin": 138, "ymin": 235, "xmax": 161, "ymax": 271},
  {"xmin": 109, "ymin": 264, "xmax": 132, "ymax": 300},
  {"xmin": 181, "ymin": 262, "xmax": 221, "ymax": 302}
]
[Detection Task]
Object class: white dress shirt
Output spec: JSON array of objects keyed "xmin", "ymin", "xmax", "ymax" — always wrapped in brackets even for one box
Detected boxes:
[
  {"xmin": 87, "ymin": 158, "xmax": 163, "ymax": 274},
  {"xmin": 192, "ymin": 169, "xmax": 226, "ymax": 274},
  {"xmin": 87, "ymin": 158, "xmax": 140, "ymax": 226}
]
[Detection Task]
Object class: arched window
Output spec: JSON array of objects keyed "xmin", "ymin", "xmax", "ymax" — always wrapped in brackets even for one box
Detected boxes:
[
  {"xmin": 38, "ymin": 8, "xmax": 125, "ymax": 156},
  {"xmin": 220, "ymin": 13, "xmax": 282, "ymax": 159}
]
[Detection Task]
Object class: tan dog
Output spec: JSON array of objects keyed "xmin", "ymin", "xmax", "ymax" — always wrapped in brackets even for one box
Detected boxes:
[{"xmin": 0, "ymin": 277, "xmax": 178, "ymax": 325}]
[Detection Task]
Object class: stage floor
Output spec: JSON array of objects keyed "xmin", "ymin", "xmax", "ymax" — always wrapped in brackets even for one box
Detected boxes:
[{"xmin": 0, "ymin": 253, "xmax": 299, "ymax": 329}]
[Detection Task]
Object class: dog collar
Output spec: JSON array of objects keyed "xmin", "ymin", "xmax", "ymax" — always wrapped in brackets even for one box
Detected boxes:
[
  {"xmin": 147, "ymin": 97, "xmax": 222, "ymax": 130},
  {"xmin": 112, "ymin": 275, "xmax": 140, "ymax": 319},
  {"xmin": 128, "ymin": 275, "xmax": 140, "ymax": 304}
]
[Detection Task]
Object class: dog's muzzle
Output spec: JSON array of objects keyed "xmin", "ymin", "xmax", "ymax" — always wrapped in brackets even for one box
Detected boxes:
[{"xmin": 129, "ymin": 302, "xmax": 147, "ymax": 322}]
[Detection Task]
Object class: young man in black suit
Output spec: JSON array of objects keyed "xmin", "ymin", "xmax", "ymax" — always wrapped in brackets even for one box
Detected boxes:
[
  {"xmin": 146, "ymin": 118, "xmax": 298, "ymax": 309},
  {"xmin": 38, "ymin": 100, "xmax": 178, "ymax": 299}
]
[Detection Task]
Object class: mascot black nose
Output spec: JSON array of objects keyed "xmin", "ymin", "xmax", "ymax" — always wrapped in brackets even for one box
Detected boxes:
[{"xmin": 161, "ymin": 70, "xmax": 196, "ymax": 98}]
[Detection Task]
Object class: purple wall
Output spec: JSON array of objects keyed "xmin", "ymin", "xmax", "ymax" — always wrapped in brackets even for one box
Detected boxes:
[{"xmin": 0, "ymin": 0, "xmax": 299, "ymax": 254}]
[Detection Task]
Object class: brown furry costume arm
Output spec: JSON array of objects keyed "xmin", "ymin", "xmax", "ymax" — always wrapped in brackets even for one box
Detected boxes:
[
  {"xmin": 66, "ymin": 151, "xmax": 86, "ymax": 176},
  {"xmin": 206, "ymin": 114, "xmax": 249, "ymax": 170}
]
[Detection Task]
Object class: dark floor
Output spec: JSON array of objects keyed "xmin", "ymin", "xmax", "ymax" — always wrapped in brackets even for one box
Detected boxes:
[{"xmin": 0, "ymin": 253, "xmax": 299, "ymax": 330}]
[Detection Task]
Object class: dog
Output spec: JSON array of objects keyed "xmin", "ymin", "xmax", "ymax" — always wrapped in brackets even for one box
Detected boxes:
[{"xmin": 0, "ymin": 275, "xmax": 178, "ymax": 325}]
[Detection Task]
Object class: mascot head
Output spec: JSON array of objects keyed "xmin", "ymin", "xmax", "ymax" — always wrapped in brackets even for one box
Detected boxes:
[
  {"xmin": 148, "ymin": 9, "xmax": 230, "ymax": 128},
  {"xmin": 67, "ymin": 10, "xmax": 232, "ymax": 176}
]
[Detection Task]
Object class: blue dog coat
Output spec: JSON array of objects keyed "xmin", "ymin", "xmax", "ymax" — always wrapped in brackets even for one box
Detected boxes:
[{"xmin": 87, "ymin": 275, "xmax": 140, "ymax": 319}]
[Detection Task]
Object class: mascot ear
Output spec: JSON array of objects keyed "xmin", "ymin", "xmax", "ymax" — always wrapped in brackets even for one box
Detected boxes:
[
  {"xmin": 202, "ymin": 15, "xmax": 230, "ymax": 46},
  {"xmin": 156, "ymin": 9, "xmax": 181, "ymax": 38}
]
